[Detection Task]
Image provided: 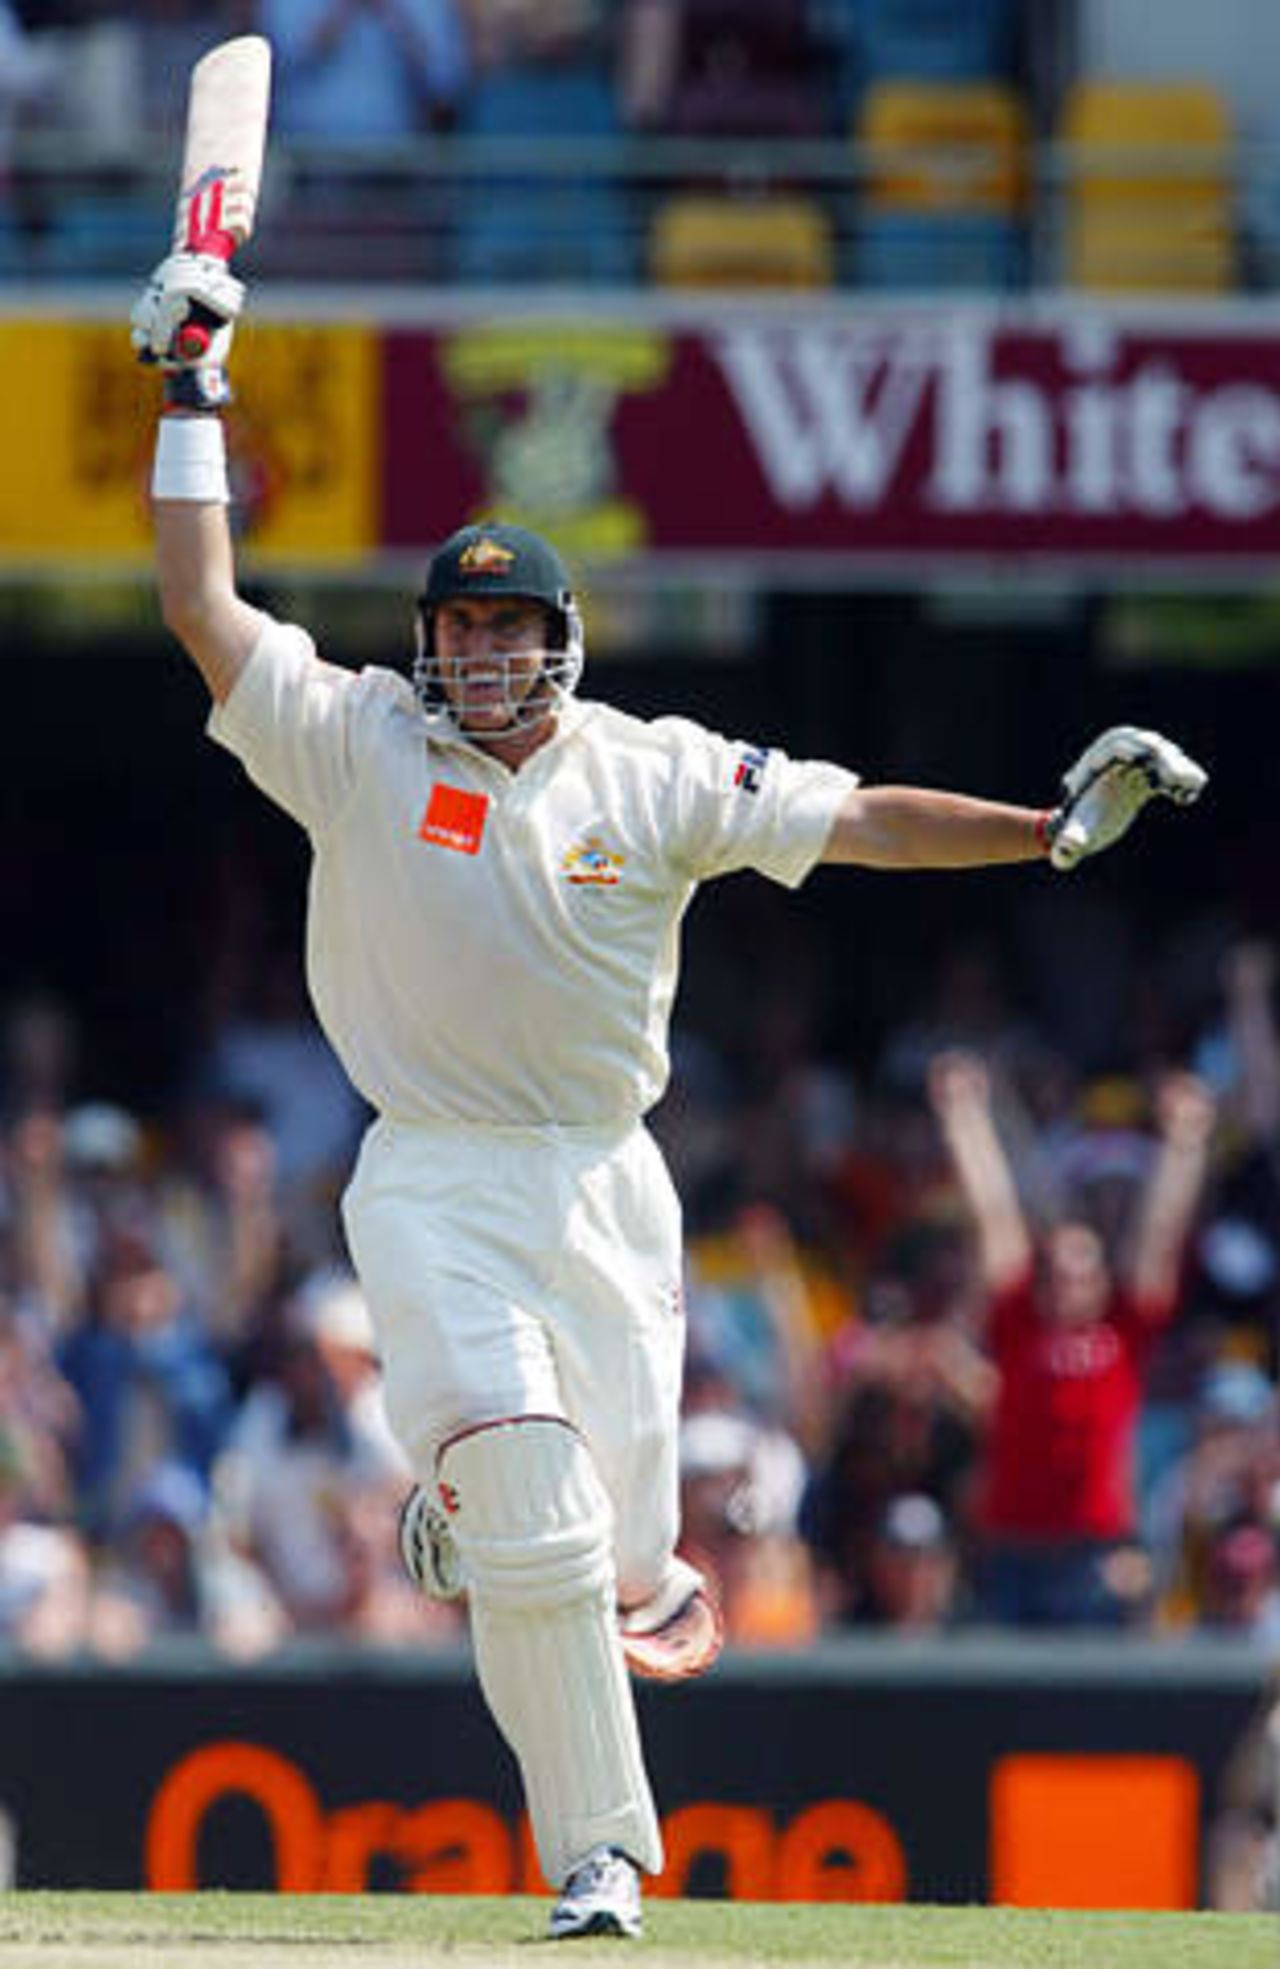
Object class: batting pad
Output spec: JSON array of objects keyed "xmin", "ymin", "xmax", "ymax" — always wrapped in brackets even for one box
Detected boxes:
[{"xmin": 439, "ymin": 1418, "xmax": 663, "ymax": 1883}]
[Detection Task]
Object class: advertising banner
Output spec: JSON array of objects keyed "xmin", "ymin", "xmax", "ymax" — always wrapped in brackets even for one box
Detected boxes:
[
  {"xmin": 0, "ymin": 1648, "xmax": 1265, "ymax": 1905},
  {"xmin": 0, "ymin": 320, "xmax": 377, "ymax": 566},
  {"xmin": 381, "ymin": 312, "xmax": 1280, "ymax": 571},
  {"xmin": 5, "ymin": 306, "xmax": 1280, "ymax": 575}
]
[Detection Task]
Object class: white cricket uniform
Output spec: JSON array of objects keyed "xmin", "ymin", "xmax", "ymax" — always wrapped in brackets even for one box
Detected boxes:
[{"xmin": 209, "ymin": 616, "xmax": 855, "ymax": 1606}]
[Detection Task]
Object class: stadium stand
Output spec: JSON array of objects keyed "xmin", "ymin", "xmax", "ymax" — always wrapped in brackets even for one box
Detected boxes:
[
  {"xmin": 854, "ymin": 79, "xmax": 1028, "ymax": 288},
  {"xmin": 648, "ymin": 189, "xmax": 835, "ymax": 287},
  {"xmin": 452, "ymin": 65, "xmax": 637, "ymax": 284},
  {"xmin": 822, "ymin": 0, "xmax": 1017, "ymax": 112},
  {"xmin": 1057, "ymin": 79, "xmax": 1236, "ymax": 293},
  {"xmin": 651, "ymin": 0, "xmax": 833, "ymax": 140}
]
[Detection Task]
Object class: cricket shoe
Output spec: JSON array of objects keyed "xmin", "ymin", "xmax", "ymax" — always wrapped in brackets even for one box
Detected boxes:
[
  {"xmin": 397, "ymin": 1484, "xmax": 465, "ymax": 1601},
  {"xmin": 620, "ymin": 1575, "xmax": 724, "ymax": 1684},
  {"xmin": 549, "ymin": 1845, "xmax": 643, "ymax": 1940}
]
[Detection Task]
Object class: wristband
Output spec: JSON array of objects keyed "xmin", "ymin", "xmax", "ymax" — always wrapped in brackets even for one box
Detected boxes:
[
  {"xmin": 1035, "ymin": 808, "xmax": 1059, "ymax": 855},
  {"xmin": 152, "ymin": 414, "xmax": 230, "ymax": 504}
]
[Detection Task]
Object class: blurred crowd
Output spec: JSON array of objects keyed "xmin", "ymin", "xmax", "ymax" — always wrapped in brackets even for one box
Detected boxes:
[
  {"xmin": 0, "ymin": 1, "xmax": 1040, "ymax": 160},
  {"xmin": 0, "ymin": 894, "xmax": 1277, "ymax": 1669}
]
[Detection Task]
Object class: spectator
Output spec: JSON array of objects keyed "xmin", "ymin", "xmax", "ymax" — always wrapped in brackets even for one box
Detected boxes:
[
  {"xmin": 133, "ymin": 5, "xmax": 242, "ymax": 139},
  {"xmin": 1194, "ymin": 942, "xmax": 1280, "ymax": 1372},
  {"xmin": 5, "ymin": 1109, "xmax": 83, "ymax": 1337},
  {"xmin": 154, "ymin": 1096, "xmax": 293, "ymax": 1383},
  {"xmin": 1208, "ymin": 1677, "xmax": 1280, "ymax": 1910},
  {"xmin": 860, "ymin": 1492, "xmax": 963, "ymax": 1633},
  {"xmin": 801, "ymin": 1292, "xmax": 991, "ymax": 1627},
  {"xmin": 929, "ymin": 1051, "xmax": 1218, "ymax": 1628},
  {"xmin": 464, "ymin": 0, "xmax": 612, "ymax": 72},
  {"xmin": 0, "ymin": 992, "xmax": 78, "ymax": 1117},
  {"xmin": 1147, "ymin": 1359, "xmax": 1280, "ymax": 1627},
  {"xmin": 208, "ymin": 1271, "xmax": 430, "ymax": 1634},
  {"xmin": 254, "ymin": 0, "xmax": 469, "ymax": 139},
  {"xmin": 58, "ymin": 1227, "xmax": 234, "ymax": 1543},
  {"xmin": 0, "ymin": 1291, "xmax": 79, "ymax": 1519},
  {"xmin": 1197, "ymin": 1518, "xmax": 1280, "ymax": 1642},
  {"xmin": 87, "ymin": 1457, "xmax": 289, "ymax": 1661},
  {"xmin": 683, "ymin": 1201, "xmax": 829, "ymax": 1448},
  {"xmin": 678, "ymin": 1397, "xmax": 818, "ymax": 1646},
  {"xmin": 0, "ymin": 1425, "xmax": 89, "ymax": 1659},
  {"xmin": 0, "ymin": 4, "xmax": 58, "ymax": 193},
  {"xmin": 201, "ymin": 953, "xmax": 368, "ymax": 1265}
]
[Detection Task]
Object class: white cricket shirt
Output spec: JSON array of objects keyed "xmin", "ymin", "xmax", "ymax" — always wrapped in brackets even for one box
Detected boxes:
[{"xmin": 208, "ymin": 617, "xmax": 857, "ymax": 1127}]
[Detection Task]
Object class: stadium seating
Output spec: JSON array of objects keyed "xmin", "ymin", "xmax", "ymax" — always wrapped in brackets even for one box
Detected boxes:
[
  {"xmin": 453, "ymin": 66, "xmax": 637, "ymax": 283},
  {"xmin": 854, "ymin": 80, "xmax": 1028, "ymax": 289},
  {"xmin": 38, "ymin": 194, "xmax": 167, "ymax": 279},
  {"xmin": 824, "ymin": 0, "xmax": 1015, "ymax": 96},
  {"xmin": 660, "ymin": 0, "xmax": 832, "ymax": 138},
  {"xmin": 649, "ymin": 192, "xmax": 835, "ymax": 287},
  {"xmin": 1058, "ymin": 80, "xmax": 1236, "ymax": 293}
]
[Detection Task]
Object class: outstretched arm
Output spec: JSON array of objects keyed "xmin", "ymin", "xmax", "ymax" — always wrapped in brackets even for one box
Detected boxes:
[
  {"xmin": 1125, "ymin": 1071, "xmax": 1217, "ymax": 1307},
  {"xmin": 823, "ymin": 785, "xmax": 1048, "ymax": 869},
  {"xmin": 822, "ymin": 726, "xmax": 1207, "ymax": 872},
  {"xmin": 927, "ymin": 1051, "xmax": 1033, "ymax": 1291}
]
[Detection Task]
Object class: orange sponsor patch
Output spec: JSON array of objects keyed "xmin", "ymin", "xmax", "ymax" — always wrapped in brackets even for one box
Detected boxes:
[{"xmin": 418, "ymin": 783, "xmax": 489, "ymax": 855}]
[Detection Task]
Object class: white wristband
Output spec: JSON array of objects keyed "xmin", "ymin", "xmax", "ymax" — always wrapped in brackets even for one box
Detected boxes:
[{"xmin": 152, "ymin": 415, "xmax": 230, "ymax": 503}]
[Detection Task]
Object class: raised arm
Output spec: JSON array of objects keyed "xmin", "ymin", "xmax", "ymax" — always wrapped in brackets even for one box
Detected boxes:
[
  {"xmin": 131, "ymin": 257, "xmax": 265, "ymax": 702},
  {"xmin": 822, "ymin": 727, "xmax": 1207, "ymax": 873},
  {"xmin": 1125, "ymin": 1071, "xmax": 1217, "ymax": 1307},
  {"xmin": 926, "ymin": 1051, "xmax": 1033, "ymax": 1291}
]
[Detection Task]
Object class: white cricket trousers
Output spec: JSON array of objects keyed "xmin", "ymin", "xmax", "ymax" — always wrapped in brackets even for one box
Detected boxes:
[{"xmin": 341, "ymin": 1114, "xmax": 687, "ymax": 1609}]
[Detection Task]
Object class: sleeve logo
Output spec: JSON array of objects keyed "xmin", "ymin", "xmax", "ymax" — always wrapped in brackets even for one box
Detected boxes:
[{"xmin": 733, "ymin": 744, "xmax": 771, "ymax": 795}]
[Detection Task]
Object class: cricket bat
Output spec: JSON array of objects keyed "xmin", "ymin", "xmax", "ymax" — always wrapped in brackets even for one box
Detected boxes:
[{"xmin": 170, "ymin": 35, "xmax": 272, "ymax": 359}]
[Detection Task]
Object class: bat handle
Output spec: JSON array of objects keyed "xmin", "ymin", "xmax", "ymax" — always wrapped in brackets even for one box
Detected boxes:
[
  {"xmin": 175, "ymin": 321, "xmax": 212, "ymax": 360},
  {"xmin": 172, "ymin": 299, "xmax": 225, "ymax": 363}
]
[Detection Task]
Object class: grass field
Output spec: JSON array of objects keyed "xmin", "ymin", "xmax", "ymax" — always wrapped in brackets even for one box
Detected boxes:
[{"xmin": 0, "ymin": 1894, "xmax": 1271, "ymax": 1969}]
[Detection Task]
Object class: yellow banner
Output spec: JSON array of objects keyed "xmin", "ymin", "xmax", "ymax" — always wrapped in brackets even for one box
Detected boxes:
[{"xmin": 0, "ymin": 320, "xmax": 378, "ymax": 565}]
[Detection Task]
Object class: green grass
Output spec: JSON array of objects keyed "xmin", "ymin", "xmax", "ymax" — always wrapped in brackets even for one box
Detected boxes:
[{"xmin": 0, "ymin": 1894, "xmax": 1270, "ymax": 1968}]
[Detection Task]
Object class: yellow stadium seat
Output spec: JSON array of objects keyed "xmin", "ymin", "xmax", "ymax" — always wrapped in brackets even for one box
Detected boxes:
[
  {"xmin": 857, "ymin": 82, "xmax": 1029, "ymax": 216},
  {"xmin": 1059, "ymin": 80, "xmax": 1235, "ymax": 292},
  {"xmin": 649, "ymin": 194, "xmax": 834, "ymax": 288}
]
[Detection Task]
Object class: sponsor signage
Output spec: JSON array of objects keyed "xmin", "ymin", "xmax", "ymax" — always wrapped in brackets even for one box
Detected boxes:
[
  {"xmin": 382, "ymin": 312, "xmax": 1280, "ymax": 569},
  {"xmin": 0, "ymin": 320, "xmax": 377, "ymax": 566},
  {"xmin": 0, "ymin": 1649, "xmax": 1263, "ymax": 1905},
  {"xmin": 5, "ymin": 306, "xmax": 1280, "ymax": 573}
]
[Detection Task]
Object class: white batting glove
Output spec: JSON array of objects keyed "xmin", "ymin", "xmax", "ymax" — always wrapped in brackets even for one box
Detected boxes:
[
  {"xmin": 1046, "ymin": 725, "xmax": 1208, "ymax": 871},
  {"xmin": 131, "ymin": 251, "xmax": 244, "ymax": 408}
]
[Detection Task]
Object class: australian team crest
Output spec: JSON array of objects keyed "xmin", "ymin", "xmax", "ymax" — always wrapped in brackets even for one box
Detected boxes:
[
  {"xmin": 562, "ymin": 837, "xmax": 626, "ymax": 886},
  {"xmin": 458, "ymin": 536, "xmax": 516, "ymax": 575}
]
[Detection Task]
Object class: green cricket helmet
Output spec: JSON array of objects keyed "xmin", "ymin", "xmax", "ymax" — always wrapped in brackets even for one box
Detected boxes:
[{"xmin": 413, "ymin": 520, "xmax": 585, "ymax": 736}]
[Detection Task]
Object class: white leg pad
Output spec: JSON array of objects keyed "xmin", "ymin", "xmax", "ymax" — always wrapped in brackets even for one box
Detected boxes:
[{"xmin": 439, "ymin": 1418, "xmax": 663, "ymax": 1885}]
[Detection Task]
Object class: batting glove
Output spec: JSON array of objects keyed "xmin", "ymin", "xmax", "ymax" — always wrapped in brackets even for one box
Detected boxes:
[
  {"xmin": 130, "ymin": 250, "xmax": 244, "ymax": 410},
  {"xmin": 1045, "ymin": 725, "xmax": 1208, "ymax": 871}
]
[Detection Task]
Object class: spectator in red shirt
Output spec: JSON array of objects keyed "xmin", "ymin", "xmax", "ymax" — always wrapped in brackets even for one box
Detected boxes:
[{"xmin": 928, "ymin": 1052, "xmax": 1217, "ymax": 1628}]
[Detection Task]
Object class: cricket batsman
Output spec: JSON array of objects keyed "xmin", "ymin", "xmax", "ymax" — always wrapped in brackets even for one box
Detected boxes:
[{"xmin": 130, "ymin": 244, "xmax": 1207, "ymax": 1934}]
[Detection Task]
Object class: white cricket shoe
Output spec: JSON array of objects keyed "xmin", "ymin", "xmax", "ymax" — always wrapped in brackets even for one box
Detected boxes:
[
  {"xmin": 397, "ymin": 1485, "xmax": 465, "ymax": 1601},
  {"xmin": 549, "ymin": 1845, "xmax": 643, "ymax": 1940}
]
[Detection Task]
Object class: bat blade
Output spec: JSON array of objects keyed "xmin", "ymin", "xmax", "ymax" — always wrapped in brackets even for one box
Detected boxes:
[{"xmin": 175, "ymin": 35, "xmax": 272, "ymax": 260}]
